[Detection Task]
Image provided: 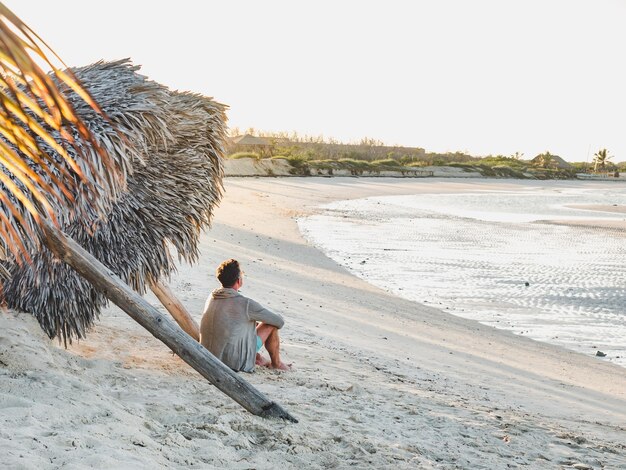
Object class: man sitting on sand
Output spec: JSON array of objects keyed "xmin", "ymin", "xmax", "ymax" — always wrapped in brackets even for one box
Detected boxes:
[{"xmin": 199, "ymin": 259, "xmax": 290, "ymax": 372}]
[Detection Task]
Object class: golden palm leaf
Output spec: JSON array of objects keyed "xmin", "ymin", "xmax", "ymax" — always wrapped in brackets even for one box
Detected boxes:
[{"xmin": 0, "ymin": 2, "xmax": 126, "ymax": 264}]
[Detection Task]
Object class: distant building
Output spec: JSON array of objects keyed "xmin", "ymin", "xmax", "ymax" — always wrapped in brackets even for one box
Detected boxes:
[
  {"xmin": 230, "ymin": 134, "xmax": 270, "ymax": 146},
  {"xmin": 530, "ymin": 154, "xmax": 572, "ymax": 169},
  {"xmin": 228, "ymin": 134, "xmax": 271, "ymax": 157}
]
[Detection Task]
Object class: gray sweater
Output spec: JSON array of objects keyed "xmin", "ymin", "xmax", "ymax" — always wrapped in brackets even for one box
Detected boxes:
[{"xmin": 199, "ymin": 288, "xmax": 284, "ymax": 372}]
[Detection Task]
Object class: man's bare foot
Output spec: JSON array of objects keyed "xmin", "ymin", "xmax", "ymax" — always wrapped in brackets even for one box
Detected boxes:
[
  {"xmin": 255, "ymin": 353, "xmax": 271, "ymax": 367},
  {"xmin": 271, "ymin": 362, "xmax": 292, "ymax": 371}
]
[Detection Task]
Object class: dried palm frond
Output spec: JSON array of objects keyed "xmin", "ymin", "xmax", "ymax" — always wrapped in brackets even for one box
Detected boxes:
[
  {"xmin": 0, "ymin": 4, "xmax": 128, "ymax": 264},
  {"xmin": 2, "ymin": 59, "xmax": 227, "ymax": 343}
]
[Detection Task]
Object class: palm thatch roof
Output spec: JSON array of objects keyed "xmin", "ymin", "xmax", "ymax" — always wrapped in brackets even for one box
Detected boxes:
[
  {"xmin": 0, "ymin": 59, "xmax": 227, "ymax": 344},
  {"xmin": 231, "ymin": 134, "xmax": 269, "ymax": 146},
  {"xmin": 530, "ymin": 154, "xmax": 572, "ymax": 169}
]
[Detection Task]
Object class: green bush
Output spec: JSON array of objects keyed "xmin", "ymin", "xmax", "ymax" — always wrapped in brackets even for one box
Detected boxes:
[
  {"xmin": 308, "ymin": 159, "xmax": 336, "ymax": 171},
  {"xmin": 280, "ymin": 156, "xmax": 311, "ymax": 175},
  {"xmin": 337, "ymin": 158, "xmax": 371, "ymax": 169},
  {"xmin": 228, "ymin": 152, "xmax": 260, "ymax": 160},
  {"xmin": 371, "ymin": 158, "xmax": 402, "ymax": 168},
  {"xmin": 337, "ymin": 158, "xmax": 373, "ymax": 175},
  {"xmin": 491, "ymin": 165, "xmax": 526, "ymax": 178}
]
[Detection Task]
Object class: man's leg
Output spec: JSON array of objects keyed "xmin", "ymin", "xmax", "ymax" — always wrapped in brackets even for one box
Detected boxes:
[
  {"xmin": 255, "ymin": 333, "xmax": 271, "ymax": 367},
  {"xmin": 256, "ymin": 323, "xmax": 291, "ymax": 370}
]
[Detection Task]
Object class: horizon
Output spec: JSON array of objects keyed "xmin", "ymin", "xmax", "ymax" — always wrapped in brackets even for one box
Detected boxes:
[{"xmin": 8, "ymin": 0, "xmax": 626, "ymax": 162}]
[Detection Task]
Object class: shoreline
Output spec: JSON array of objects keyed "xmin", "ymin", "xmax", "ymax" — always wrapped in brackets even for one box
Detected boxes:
[
  {"xmin": 1, "ymin": 177, "xmax": 625, "ymax": 468},
  {"xmin": 223, "ymin": 157, "xmax": 626, "ymax": 180},
  {"xmin": 298, "ymin": 182, "xmax": 626, "ymax": 367}
]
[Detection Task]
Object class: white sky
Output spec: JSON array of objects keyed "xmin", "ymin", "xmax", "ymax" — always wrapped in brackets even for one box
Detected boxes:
[{"xmin": 8, "ymin": 0, "xmax": 626, "ymax": 162}]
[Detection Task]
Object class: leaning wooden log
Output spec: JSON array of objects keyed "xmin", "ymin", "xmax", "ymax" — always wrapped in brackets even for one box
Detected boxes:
[
  {"xmin": 41, "ymin": 220, "xmax": 297, "ymax": 423},
  {"xmin": 150, "ymin": 280, "xmax": 200, "ymax": 341}
]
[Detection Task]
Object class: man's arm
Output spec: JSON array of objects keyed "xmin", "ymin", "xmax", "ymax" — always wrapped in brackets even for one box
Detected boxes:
[{"xmin": 247, "ymin": 298, "xmax": 285, "ymax": 328}]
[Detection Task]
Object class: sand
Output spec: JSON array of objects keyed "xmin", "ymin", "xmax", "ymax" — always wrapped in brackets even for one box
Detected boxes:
[
  {"xmin": 567, "ymin": 204, "xmax": 626, "ymax": 214},
  {"xmin": 1, "ymin": 177, "xmax": 625, "ymax": 469}
]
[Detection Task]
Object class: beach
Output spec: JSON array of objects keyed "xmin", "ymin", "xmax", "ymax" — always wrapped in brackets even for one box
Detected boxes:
[
  {"xmin": 299, "ymin": 180, "xmax": 626, "ymax": 367},
  {"xmin": 1, "ymin": 177, "xmax": 625, "ymax": 469}
]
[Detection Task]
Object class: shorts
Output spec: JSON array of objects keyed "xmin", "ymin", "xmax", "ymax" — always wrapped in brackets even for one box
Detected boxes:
[{"xmin": 256, "ymin": 335, "xmax": 263, "ymax": 353}]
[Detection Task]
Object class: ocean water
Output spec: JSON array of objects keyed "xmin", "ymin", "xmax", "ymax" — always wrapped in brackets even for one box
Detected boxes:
[{"xmin": 298, "ymin": 181, "xmax": 626, "ymax": 367}]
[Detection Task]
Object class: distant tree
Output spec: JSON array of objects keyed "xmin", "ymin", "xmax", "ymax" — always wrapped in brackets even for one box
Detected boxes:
[
  {"xmin": 593, "ymin": 148, "xmax": 613, "ymax": 172},
  {"xmin": 359, "ymin": 137, "xmax": 384, "ymax": 147}
]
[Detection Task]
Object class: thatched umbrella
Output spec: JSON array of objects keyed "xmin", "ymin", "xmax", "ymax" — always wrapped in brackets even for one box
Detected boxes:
[
  {"xmin": 1, "ymin": 7, "xmax": 295, "ymax": 419},
  {"xmin": 1, "ymin": 59, "xmax": 226, "ymax": 344}
]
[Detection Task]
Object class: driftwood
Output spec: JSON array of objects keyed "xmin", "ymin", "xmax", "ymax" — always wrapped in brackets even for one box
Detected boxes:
[
  {"xmin": 41, "ymin": 220, "xmax": 297, "ymax": 422},
  {"xmin": 150, "ymin": 280, "xmax": 200, "ymax": 341}
]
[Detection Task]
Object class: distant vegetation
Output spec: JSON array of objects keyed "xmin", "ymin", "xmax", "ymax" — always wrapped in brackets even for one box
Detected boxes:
[
  {"xmin": 270, "ymin": 155, "xmax": 424, "ymax": 176},
  {"xmin": 229, "ymin": 151, "xmax": 260, "ymax": 160},
  {"xmin": 227, "ymin": 129, "xmax": 626, "ymax": 179}
]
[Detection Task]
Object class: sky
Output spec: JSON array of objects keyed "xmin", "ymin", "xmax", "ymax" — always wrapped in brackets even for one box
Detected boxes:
[{"xmin": 7, "ymin": 0, "xmax": 626, "ymax": 162}]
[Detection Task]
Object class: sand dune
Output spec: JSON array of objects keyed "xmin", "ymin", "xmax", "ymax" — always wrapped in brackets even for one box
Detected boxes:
[{"xmin": 1, "ymin": 177, "xmax": 625, "ymax": 469}]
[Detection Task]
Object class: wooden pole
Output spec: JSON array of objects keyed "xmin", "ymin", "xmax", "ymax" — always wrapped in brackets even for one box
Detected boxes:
[
  {"xmin": 150, "ymin": 280, "xmax": 200, "ymax": 341},
  {"xmin": 40, "ymin": 220, "xmax": 297, "ymax": 422}
]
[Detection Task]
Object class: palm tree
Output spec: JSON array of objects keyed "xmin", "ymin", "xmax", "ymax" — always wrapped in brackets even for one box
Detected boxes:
[
  {"xmin": 593, "ymin": 148, "xmax": 612, "ymax": 172},
  {"xmin": 0, "ymin": 3, "xmax": 295, "ymax": 421}
]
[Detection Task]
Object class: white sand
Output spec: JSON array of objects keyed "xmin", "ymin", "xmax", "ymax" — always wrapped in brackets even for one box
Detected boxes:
[{"xmin": 1, "ymin": 177, "xmax": 625, "ymax": 469}]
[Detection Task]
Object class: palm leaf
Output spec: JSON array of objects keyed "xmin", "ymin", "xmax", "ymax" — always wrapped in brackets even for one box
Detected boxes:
[{"xmin": 0, "ymin": 2, "xmax": 128, "ymax": 264}]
